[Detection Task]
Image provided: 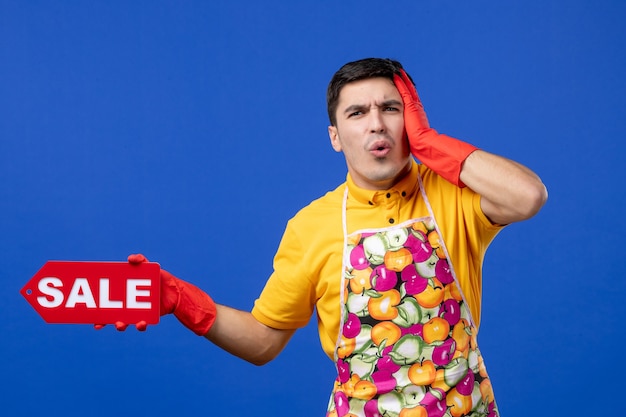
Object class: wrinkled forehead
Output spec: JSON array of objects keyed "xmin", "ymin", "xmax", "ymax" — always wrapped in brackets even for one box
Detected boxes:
[{"xmin": 337, "ymin": 77, "xmax": 400, "ymax": 107}]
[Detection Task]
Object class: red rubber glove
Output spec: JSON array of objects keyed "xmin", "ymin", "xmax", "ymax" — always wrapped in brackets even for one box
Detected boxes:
[
  {"xmin": 95, "ymin": 254, "xmax": 217, "ymax": 336},
  {"xmin": 393, "ymin": 69, "xmax": 478, "ymax": 187}
]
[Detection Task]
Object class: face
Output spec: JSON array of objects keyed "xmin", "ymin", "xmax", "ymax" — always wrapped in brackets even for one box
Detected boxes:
[{"xmin": 328, "ymin": 77, "xmax": 411, "ymax": 190}]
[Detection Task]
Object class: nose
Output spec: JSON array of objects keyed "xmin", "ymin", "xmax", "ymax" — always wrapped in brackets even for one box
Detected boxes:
[{"xmin": 369, "ymin": 109, "xmax": 386, "ymax": 133}]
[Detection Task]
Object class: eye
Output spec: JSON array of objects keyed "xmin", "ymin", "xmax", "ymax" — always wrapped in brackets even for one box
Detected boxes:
[
  {"xmin": 348, "ymin": 110, "xmax": 363, "ymax": 118},
  {"xmin": 384, "ymin": 106, "xmax": 399, "ymax": 112}
]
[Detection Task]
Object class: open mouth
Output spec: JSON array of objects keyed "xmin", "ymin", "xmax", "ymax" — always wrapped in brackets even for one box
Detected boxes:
[
  {"xmin": 369, "ymin": 140, "xmax": 391, "ymax": 157},
  {"xmin": 370, "ymin": 146, "xmax": 390, "ymax": 158}
]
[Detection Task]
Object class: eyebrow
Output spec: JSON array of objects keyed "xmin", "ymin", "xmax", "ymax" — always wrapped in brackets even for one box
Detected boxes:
[{"xmin": 342, "ymin": 99, "xmax": 403, "ymax": 115}]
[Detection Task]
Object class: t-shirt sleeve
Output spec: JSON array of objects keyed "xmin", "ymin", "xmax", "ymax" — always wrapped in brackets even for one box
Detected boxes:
[
  {"xmin": 251, "ymin": 219, "xmax": 317, "ymax": 330},
  {"xmin": 468, "ymin": 190, "xmax": 503, "ymax": 247}
]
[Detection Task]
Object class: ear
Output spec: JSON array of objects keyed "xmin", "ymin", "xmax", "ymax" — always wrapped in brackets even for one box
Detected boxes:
[{"xmin": 328, "ymin": 125, "xmax": 342, "ymax": 152}]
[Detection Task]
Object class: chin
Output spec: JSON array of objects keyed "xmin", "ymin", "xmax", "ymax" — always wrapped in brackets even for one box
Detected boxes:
[
  {"xmin": 366, "ymin": 169, "xmax": 405, "ymax": 188},
  {"xmin": 374, "ymin": 162, "xmax": 410, "ymax": 180}
]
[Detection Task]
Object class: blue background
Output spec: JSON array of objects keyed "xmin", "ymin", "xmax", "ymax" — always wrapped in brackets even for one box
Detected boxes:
[{"xmin": 2, "ymin": 1, "xmax": 624, "ymax": 415}]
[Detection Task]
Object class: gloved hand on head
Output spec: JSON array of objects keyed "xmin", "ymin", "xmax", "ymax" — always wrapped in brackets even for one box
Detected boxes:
[{"xmin": 393, "ymin": 69, "xmax": 478, "ymax": 187}]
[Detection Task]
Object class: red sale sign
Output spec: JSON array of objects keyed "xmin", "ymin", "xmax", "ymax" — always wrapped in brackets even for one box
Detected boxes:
[{"xmin": 20, "ymin": 261, "xmax": 161, "ymax": 325}]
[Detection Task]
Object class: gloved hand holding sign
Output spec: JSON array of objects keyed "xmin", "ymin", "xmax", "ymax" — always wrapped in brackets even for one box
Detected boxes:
[
  {"xmin": 393, "ymin": 69, "xmax": 478, "ymax": 187},
  {"xmin": 21, "ymin": 255, "xmax": 216, "ymax": 335},
  {"xmin": 96, "ymin": 254, "xmax": 217, "ymax": 335}
]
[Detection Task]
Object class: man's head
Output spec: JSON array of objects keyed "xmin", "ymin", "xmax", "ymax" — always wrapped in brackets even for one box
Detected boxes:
[
  {"xmin": 327, "ymin": 58, "xmax": 405, "ymax": 127},
  {"xmin": 327, "ymin": 58, "xmax": 413, "ymax": 190}
]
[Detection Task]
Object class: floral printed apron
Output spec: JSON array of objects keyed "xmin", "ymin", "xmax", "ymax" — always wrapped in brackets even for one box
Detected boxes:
[{"xmin": 326, "ymin": 173, "xmax": 499, "ymax": 417}]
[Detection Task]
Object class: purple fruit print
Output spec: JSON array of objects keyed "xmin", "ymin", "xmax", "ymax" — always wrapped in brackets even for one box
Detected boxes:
[
  {"xmin": 337, "ymin": 358, "xmax": 351, "ymax": 383},
  {"xmin": 371, "ymin": 265, "xmax": 398, "ymax": 291},
  {"xmin": 405, "ymin": 232, "xmax": 433, "ymax": 263},
  {"xmin": 456, "ymin": 368, "xmax": 475, "ymax": 396},
  {"xmin": 400, "ymin": 322, "xmax": 424, "ymax": 338},
  {"xmin": 371, "ymin": 370, "xmax": 397, "ymax": 395},
  {"xmin": 350, "ymin": 244, "xmax": 369, "ymax": 270},
  {"xmin": 334, "ymin": 391, "xmax": 350, "ymax": 416},
  {"xmin": 435, "ymin": 258, "xmax": 454, "ymax": 284},
  {"xmin": 439, "ymin": 299, "xmax": 461, "ymax": 326},
  {"xmin": 407, "ymin": 277, "xmax": 429, "ymax": 295},
  {"xmin": 432, "ymin": 338, "xmax": 456, "ymax": 366},
  {"xmin": 400, "ymin": 264, "xmax": 428, "ymax": 295},
  {"xmin": 420, "ymin": 389, "xmax": 447, "ymax": 417},
  {"xmin": 377, "ymin": 346, "xmax": 401, "ymax": 373},
  {"xmin": 343, "ymin": 313, "xmax": 362, "ymax": 338},
  {"xmin": 364, "ymin": 399, "xmax": 381, "ymax": 417}
]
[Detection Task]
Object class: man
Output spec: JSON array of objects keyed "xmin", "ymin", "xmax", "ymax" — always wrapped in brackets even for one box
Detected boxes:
[{"xmin": 106, "ymin": 58, "xmax": 547, "ymax": 416}]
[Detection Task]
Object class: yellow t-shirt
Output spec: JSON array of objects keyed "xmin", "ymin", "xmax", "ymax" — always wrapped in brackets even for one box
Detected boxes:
[{"xmin": 252, "ymin": 161, "xmax": 502, "ymax": 360}]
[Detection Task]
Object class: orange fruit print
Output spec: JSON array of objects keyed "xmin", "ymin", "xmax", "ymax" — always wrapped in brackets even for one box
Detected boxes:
[
  {"xmin": 371, "ymin": 321, "xmax": 402, "ymax": 346},
  {"xmin": 348, "ymin": 266, "xmax": 372, "ymax": 294},
  {"xmin": 384, "ymin": 247, "xmax": 413, "ymax": 272},
  {"xmin": 414, "ymin": 277, "xmax": 445, "ymax": 308},
  {"xmin": 408, "ymin": 360, "xmax": 436, "ymax": 386},
  {"xmin": 368, "ymin": 289, "xmax": 401, "ymax": 321},
  {"xmin": 422, "ymin": 317, "xmax": 450, "ymax": 343}
]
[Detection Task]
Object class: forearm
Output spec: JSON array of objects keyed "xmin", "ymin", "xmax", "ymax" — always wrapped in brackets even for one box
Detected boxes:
[
  {"xmin": 204, "ymin": 304, "xmax": 295, "ymax": 366},
  {"xmin": 459, "ymin": 150, "xmax": 548, "ymax": 225}
]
